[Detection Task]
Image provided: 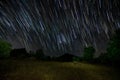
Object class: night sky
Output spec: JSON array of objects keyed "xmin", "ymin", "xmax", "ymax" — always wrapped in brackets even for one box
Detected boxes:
[{"xmin": 0, "ymin": 0, "xmax": 120, "ymax": 56}]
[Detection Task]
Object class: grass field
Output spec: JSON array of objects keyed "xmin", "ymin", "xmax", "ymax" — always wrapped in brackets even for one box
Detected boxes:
[{"xmin": 0, "ymin": 59, "xmax": 119, "ymax": 80}]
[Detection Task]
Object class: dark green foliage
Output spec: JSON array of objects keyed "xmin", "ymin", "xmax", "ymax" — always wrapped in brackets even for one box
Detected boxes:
[
  {"xmin": 72, "ymin": 56, "xmax": 82, "ymax": 62},
  {"xmin": 96, "ymin": 29, "xmax": 120, "ymax": 66},
  {"xmin": 0, "ymin": 40, "xmax": 12, "ymax": 58},
  {"xmin": 83, "ymin": 46, "xmax": 95, "ymax": 62},
  {"xmin": 106, "ymin": 29, "xmax": 120, "ymax": 63}
]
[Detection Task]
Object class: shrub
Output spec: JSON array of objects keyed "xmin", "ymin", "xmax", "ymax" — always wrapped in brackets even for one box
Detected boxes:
[
  {"xmin": 96, "ymin": 29, "xmax": 120, "ymax": 66},
  {"xmin": 72, "ymin": 56, "xmax": 81, "ymax": 62},
  {"xmin": 83, "ymin": 46, "xmax": 95, "ymax": 62},
  {"xmin": 106, "ymin": 29, "xmax": 120, "ymax": 64},
  {"xmin": 0, "ymin": 40, "xmax": 12, "ymax": 59}
]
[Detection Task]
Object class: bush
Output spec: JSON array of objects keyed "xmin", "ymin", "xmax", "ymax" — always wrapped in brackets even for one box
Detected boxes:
[
  {"xmin": 83, "ymin": 46, "xmax": 95, "ymax": 62},
  {"xmin": 106, "ymin": 29, "xmax": 120, "ymax": 64},
  {"xmin": 0, "ymin": 40, "xmax": 12, "ymax": 59},
  {"xmin": 72, "ymin": 56, "xmax": 81, "ymax": 62},
  {"xmin": 95, "ymin": 29, "xmax": 120, "ymax": 66}
]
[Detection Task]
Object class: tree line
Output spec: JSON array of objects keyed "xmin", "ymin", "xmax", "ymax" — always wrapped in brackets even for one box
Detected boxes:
[{"xmin": 0, "ymin": 29, "xmax": 120, "ymax": 66}]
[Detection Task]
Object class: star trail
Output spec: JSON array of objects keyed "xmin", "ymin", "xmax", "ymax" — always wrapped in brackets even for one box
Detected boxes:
[{"xmin": 0, "ymin": 0, "xmax": 120, "ymax": 56}]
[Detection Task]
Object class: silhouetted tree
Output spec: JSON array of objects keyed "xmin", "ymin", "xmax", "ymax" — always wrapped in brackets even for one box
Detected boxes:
[
  {"xmin": 83, "ymin": 46, "xmax": 95, "ymax": 62},
  {"xmin": 72, "ymin": 56, "xmax": 81, "ymax": 62},
  {"xmin": 0, "ymin": 40, "xmax": 12, "ymax": 58},
  {"xmin": 106, "ymin": 29, "xmax": 120, "ymax": 63}
]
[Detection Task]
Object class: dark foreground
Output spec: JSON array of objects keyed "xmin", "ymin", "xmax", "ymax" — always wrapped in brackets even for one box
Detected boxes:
[{"xmin": 0, "ymin": 59, "xmax": 119, "ymax": 80}]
